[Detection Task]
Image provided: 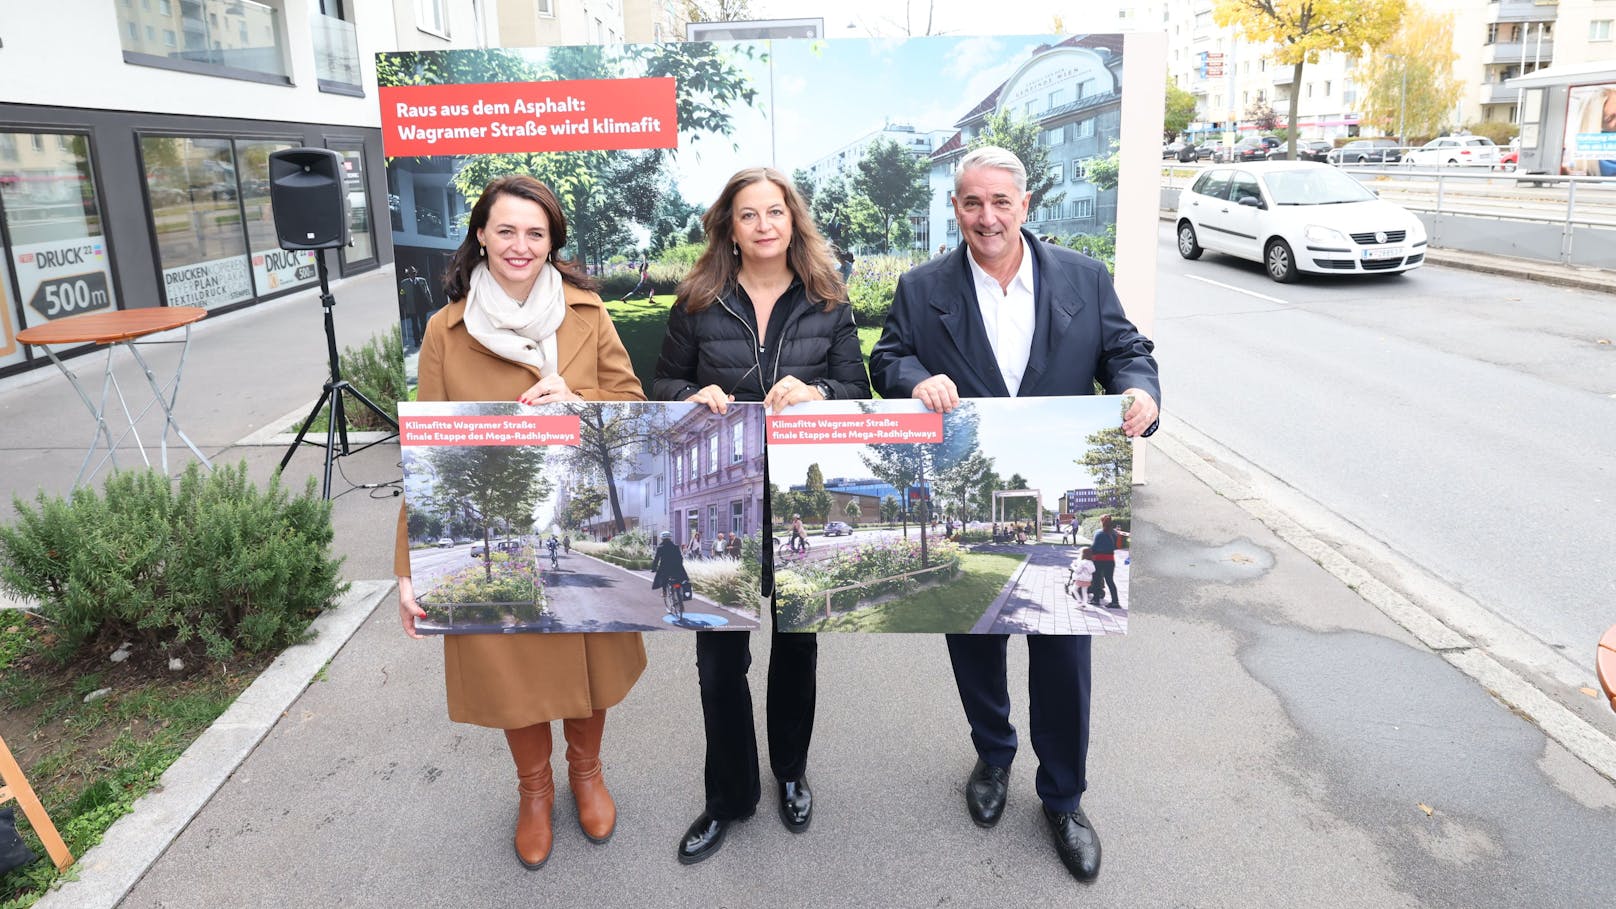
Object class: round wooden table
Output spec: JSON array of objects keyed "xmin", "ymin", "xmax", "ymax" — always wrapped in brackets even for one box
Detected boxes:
[{"xmin": 16, "ymin": 307, "xmax": 214, "ymax": 486}]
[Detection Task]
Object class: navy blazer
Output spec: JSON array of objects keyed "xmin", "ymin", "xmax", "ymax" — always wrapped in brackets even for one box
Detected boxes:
[{"xmin": 869, "ymin": 228, "xmax": 1160, "ymax": 425}]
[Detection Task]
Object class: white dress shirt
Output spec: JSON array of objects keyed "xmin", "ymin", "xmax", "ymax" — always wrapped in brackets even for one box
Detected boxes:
[{"xmin": 966, "ymin": 235, "xmax": 1037, "ymax": 395}]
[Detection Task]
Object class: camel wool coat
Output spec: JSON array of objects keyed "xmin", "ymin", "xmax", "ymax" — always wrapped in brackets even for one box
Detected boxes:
[{"xmin": 394, "ymin": 283, "xmax": 648, "ymax": 729}]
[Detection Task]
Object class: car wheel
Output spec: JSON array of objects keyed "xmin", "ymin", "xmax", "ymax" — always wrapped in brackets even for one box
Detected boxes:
[
  {"xmin": 1354, "ymin": 154, "xmax": 1367, "ymax": 164},
  {"xmin": 1265, "ymin": 238, "xmax": 1299, "ymax": 283},
  {"xmin": 1177, "ymin": 221, "xmax": 1203, "ymax": 260},
  {"xmin": 1446, "ymin": 158, "xmax": 1459, "ymax": 166}
]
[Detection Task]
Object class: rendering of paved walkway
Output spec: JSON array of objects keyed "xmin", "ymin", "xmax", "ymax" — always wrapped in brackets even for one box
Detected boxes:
[{"xmin": 974, "ymin": 543, "xmax": 1130, "ymax": 635}]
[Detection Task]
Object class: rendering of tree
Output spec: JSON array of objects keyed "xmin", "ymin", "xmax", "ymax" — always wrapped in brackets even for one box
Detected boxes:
[
  {"xmin": 1356, "ymin": 3, "xmax": 1460, "ymax": 142},
  {"xmin": 1003, "ymin": 472, "xmax": 1034, "ymax": 522},
  {"xmin": 791, "ymin": 168, "xmax": 817, "ymax": 211},
  {"xmin": 1080, "ymin": 425, "xmax": 1133, "ymax": 523},
  {"xmin": 933, "ymin": 450, "xmax": 992, "ymax": 522},
  {"xmin": 561, "ymin": 403, "xmax": 668, "ymax": 533},
  {"xmin": 968, "ymin": 109, "xmax": 1066, "ymax": 212},
  {"xmin": 562, "ymin": 486, "xmax": 609, "ymax": 532},
  {"xmin": 843, "ymin": 193, "xmax": 889, "ymax": 251},
  {"xmin": 811, "ymin": 174, "xmax": 853, "ymax": 245},
  {"xmin": 1085, "ymin": 140, "xmax": 1121, "ymax": 193},
  {"xmin": 1214, "ymin": 0, "xmax": 1406, "ymax": 159},
  {"xmin": 853, "ymin": 138, "xmax": 931, "ymax": 254},
  {"xmin": 1165, "ymin": 78, "xmax": 1199, "ymax": 140},
  {"xmin": 844, "ymin": 499, "xmax": 863, "ymax": 525},
  {"xmin": 805, "ymin": 463, "xmax": 825, "ymax": 493},
  {"xmin": 428, "ymin": 442, "xmax": 552, "ymax": 580},
  {"xmin": 859, "ymin": 401, "xmax": 981, "ymax": 565},
  {"xmin": 880, "ymin": 495, "xmax": 901, "ymax": 524}
]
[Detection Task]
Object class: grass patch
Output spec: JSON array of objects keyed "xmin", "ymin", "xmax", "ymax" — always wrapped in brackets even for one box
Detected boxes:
[
  {"xmin": 0, "ymin": 614, "xmax": 272, "ymax": 906},
  {"xmin": 803, "ymin": 551, "xmax": 1023, "ymax": 633},
  {"xmin": 604, "ymin": 295, "xmax": 678, "ymax": 396}
]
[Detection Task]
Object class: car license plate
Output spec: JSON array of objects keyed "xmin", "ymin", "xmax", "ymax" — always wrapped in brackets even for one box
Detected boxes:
[{"xmin": 1362, "ymin": 247, "xmax": 1403, "ymax": 260}]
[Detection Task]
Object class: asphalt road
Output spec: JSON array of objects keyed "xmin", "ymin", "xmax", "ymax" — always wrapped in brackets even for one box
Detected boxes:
[{"xmin": 1152, "ymin": 221, "xmax": 1616, "ymax": 653}]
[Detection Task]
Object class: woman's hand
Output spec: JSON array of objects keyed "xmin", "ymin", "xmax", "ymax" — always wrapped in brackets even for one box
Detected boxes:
[
  {"xmin": 763, "ymin": 375, "xmax": 824, "ymax": 414},
  {"xmin": 686, "ymin": 384, "xmax": 733, "ymax": 414},
  {"xmin": 519, "ymin": 375, "xmax": 583, "ymax": 405},
  {"xmin": 398, "ymin": 576, "xmax": 427, "ymax": 640}
]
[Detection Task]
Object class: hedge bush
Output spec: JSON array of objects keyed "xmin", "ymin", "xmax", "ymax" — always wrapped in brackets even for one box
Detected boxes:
[
  {"xmin": 336, "ymin": 324, "xmax": 406, "ymax": 430},
  {"xmin": 0, "ymin": 463, "xmax": 347, "ymax": 663}
]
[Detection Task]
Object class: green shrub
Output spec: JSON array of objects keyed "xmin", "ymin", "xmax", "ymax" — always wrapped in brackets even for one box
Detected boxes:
[
  {"xmin": 0, "ymin": 463, "xmax": 347, "ymax": 663},
  {"xmin": 1462, "ymin": 121, "xmax": 1515, "ymax": 146},
  {"xmin": 773, "ymin": 570, "xmax": 821, "ymax": 628},
  {"xmin": 684, "ymin": 557, "xmax": 761, "ymax": 614},
  {"xmin": 606, "ymin": 527, "xmax": 652, "ymax": 559}
]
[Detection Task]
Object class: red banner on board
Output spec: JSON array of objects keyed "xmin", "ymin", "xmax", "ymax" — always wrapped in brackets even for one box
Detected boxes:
[
  {"xmin": 400, "ymin": 414, "xmax": 581, "ymax": 447},
  {"xmin": 380, "ymin": 78, "xmax": 678, "ymax": 156},
  {"xmin": 766, "ymin": 412, "xmax": 944, "ymax": 445}
]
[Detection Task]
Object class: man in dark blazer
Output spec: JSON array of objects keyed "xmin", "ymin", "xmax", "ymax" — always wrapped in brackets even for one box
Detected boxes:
[{"xmin": 869, "ymin": 146, "xmax": 1159, "ymax": 884}]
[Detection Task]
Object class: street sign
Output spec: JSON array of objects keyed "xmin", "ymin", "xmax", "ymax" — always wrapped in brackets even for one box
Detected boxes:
[{"xmin": 27, "ymin": 271, "xmax": 112, "ymax": 320}]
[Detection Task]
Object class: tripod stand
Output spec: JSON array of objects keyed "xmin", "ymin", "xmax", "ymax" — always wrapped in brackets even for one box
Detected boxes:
[{"xmin": 278, "ymin": 251, "xmax": 399, "ymax": 499}]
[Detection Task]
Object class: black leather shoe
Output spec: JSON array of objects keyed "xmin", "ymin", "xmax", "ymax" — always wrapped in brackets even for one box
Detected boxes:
[
  {"xmin": 677, "ymin": 813, "xmax": 730, "ymax": 865},
  {"xmin": 778, "ymin": 779, "xmax": 812, "ymax": 832},
  {"xmin": 1044, "ymin": 805, "xmax": 1102, "ymax": 882},
  {"xmin": 965, "ymin": 759, "xmax": 1010, "ymax": 828}
]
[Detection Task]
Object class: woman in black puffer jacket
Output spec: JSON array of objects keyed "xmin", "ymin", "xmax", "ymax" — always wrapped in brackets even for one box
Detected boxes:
[{"xmin": 653, "ymin": 167, "xmax": 869, "ymax": 865}]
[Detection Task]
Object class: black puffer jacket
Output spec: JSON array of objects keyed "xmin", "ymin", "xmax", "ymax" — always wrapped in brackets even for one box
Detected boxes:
[{"xmin": 651, "ymin": 281, "xmax": 870, "ymax": 403}]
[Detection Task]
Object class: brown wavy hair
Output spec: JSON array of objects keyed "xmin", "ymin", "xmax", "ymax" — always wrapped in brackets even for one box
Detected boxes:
[
  {"xmin": 442, "ymin": 175, "xmax": 596, "ymax": 302},
  {"xmin": 676, "ymin": 167, "xmax": 846, "ymax": 314}
]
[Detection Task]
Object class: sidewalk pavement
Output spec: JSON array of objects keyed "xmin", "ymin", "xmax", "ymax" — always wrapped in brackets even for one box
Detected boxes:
[{"xmin": 3, "ymin": 262, "xmax": 1615, "ymax": 907}]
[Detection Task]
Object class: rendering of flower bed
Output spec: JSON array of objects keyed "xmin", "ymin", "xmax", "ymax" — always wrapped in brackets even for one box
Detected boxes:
[
  {"xmin": 776, "ymin": 539, "xmax": 967, "ymax": 631},
  {"xmin": 421, "ymin": 549, "xmax": 547, "ymax": 623}
]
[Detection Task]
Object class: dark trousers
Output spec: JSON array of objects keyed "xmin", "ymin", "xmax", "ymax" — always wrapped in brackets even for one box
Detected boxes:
[
  {"xmin": 945, "ymin": 633, "xmax": 1091, "ymax": 812},
  {"xmin": 1090, "ymin": 559, "xmax": 1119, "ymax": 604},
  {"xmin": 695, "ymin": 629, "xmax": 818, "ymax": 819}
]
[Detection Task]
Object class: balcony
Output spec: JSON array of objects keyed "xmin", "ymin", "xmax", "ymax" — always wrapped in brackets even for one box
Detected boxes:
[
  {"xmin": 312, "ymin": 13, "xmax": 362, "ymax": 95},
  {"xmin": 1491, "ymin": 0, "xmax": 1558, "ymax": 24},
  {"xmin": 1271, "ymin": 68, "xmax": 1295, "ymax": 86},
  {"xmin": 1483, "ymin": 40, "xmax": 1554, "ymax": 65},
  {"xmin": 1483, "ymin": 81, "xmax": 1525, "ymax": 105}
]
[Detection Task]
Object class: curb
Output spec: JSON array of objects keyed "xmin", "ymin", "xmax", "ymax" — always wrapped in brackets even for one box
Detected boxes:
[
  {"xmin": 1148, "ymin": 423, "xmax": 1616, "ymax": 785},
  {"xmin": 32, "ymin": 580, "xmax": 395, "ymax": 909},
  {"xmin": 235, "ymin": 399, "xmax": 394, "ymax": 448}
]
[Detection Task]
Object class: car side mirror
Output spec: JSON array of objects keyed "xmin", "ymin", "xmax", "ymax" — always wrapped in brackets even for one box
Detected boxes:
[{"xmin": 1238, "ymin": 196, "xmax": 1263, "ymax": 208}]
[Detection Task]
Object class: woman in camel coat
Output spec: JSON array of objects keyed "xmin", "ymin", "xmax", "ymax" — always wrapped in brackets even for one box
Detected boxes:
[{"xmin": 394, "ymin": 175, "xmax": 645, "ymax": 871}]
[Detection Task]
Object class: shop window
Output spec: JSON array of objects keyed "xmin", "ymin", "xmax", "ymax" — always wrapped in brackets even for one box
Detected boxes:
[
  {"xmin": 139, "ymin": 135, "xmax": 252, "ymax": 309},
  {"xmin": 0, "ymin": 130, "xmax": 119, "ymax": 370},
  {"xmin": 118, "ymin": 0, "xmax": 290, "ymax": 84}
]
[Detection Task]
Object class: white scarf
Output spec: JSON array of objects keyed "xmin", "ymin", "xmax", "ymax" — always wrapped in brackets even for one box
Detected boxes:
[{"xmin": 464, "ymin": 261, "xmax": 566, "ymax": 377}]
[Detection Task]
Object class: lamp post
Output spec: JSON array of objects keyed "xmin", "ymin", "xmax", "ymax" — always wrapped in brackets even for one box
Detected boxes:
[{"xmin": 1398, "ymin": 60, "xmax": 1407, "ymax": 145}]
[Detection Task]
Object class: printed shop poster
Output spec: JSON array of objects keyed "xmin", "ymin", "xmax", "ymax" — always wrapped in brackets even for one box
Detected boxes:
[
  {"xmin": 765, "ymin": 397, "xmax": 1134, "ymax": 635},
  {"xmin": 400, "ymin": 400, "xmax": 764, "ymax": 634},
  {"xmin": 379, "ymin": 34, "xmax": 1154, "ymax": 392}
]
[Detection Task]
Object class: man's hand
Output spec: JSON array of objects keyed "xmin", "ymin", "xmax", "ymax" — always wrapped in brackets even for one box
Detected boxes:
[
  {"xmin": 911, "ymin": 374, "xmax": 960, "ymax": 413},
  {"xmin": 1120, "ymin": 388, "xmax": 1159, "ymax": 437},
  {"xmin": 519, "ymin": 374, "xmax": 582, "ymax": 405},
  {"xmin": 685, "ymin": 384, "xmax": 732, "ymax": 414}
]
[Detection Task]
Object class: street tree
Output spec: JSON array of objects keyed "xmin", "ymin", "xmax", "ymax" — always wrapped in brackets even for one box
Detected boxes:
[
  {"xmin": 934, "ymin": 450, "xmax": 992, "ymax": 523},
  {"xmin": 844, "ymin": 498, "xmax": 863, "ymax": 525},
  {"xmin": 1356, "ymin": 3, "xmax": 1460, "ymax": 142},
  {"xmin": 791, "ymin": 168, "xmax": 816, "ymax": 211},
  {"xmin": 843, "ymin": 192, "xmax": 889, "ymax": 251},
  {"xmin": 853, "ymin": 137, "xmax": 931, "ymax": 254},
  {"xmin": 805, "ymin": 463, "xmax": 826, "ymax": 493},
  {"xmin": 428, "ymin": 441, "xmax": 552, "ymax": 580},
  {"xmin": 562, "ymin": 486, "xmax": 609, "ymax": 533},
  {"xmin": 1085, "ymin": 140, "xmax": 1121, "ymax": 192},
  {"xmin": 969, "ymin": 109, "xmax": 1066, "ymax": 212},
  {"xmin": 1165, "ymin": 78, "xmax": 1199, "ymax": 140},
  {"xmin": 811, "ymin": 174, "xmax": 853, "ymax": 245},
  {"xmin": 880, "ymin": 495, "xmax": 901, "ymax": 525},
  {"xmin": 1080, "ymin": 424, "xmax": 1133, "ymax": 523},
  {"xmin": 1214, "ymin": 0, "xmax": 1406, "ymax": 159},
  {"xmin": 561, "ymin": 403, "xmax": 668, "ymax": 534}
]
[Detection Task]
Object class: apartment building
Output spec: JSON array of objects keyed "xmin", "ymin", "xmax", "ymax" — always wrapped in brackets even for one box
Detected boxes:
[{"xmin": 1456, "ymin": 0, "xmax": 1616, "ymax": 125}]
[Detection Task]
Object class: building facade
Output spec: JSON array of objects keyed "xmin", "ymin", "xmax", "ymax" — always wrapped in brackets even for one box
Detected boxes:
[{"xmin": 666, "ymin": 404, "xmax": 766, "ymax": 546}]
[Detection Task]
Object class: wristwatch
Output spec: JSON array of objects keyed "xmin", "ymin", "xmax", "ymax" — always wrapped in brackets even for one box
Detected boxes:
[{"xmin": 810, "ymin": 379, "xmax": 834, "ymax": 400}]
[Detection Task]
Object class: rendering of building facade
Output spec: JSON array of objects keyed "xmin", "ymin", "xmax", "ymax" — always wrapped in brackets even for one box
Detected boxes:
[{"xmin": 666, "ymin": 404, "xmax": 766, "ymax": 546}]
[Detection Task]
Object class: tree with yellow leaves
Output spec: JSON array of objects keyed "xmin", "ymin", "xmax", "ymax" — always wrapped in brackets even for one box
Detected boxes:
[
  {"xmin": 1214, "ymin": 0, "xmax": 1405, "ymax": 159},
  {"xmin": 1355, "ymin": 3, "xmax": 1461, "ymax": 143}
]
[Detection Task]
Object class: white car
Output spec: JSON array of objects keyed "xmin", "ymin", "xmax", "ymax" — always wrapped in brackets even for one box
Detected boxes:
[
  {"xmin": 1175, "ymin": 161, "xmax": 1428, "ymax": 283},
  {"xmin": 1401, "ymin": 135, "xmax": 1499, "ymax": 168}
]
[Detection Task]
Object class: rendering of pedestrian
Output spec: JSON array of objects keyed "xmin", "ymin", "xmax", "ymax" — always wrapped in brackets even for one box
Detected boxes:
[
  {"xmin": 393, "ymin": 175, "xmax": 648, "ymax": 872},
  {"xmin": 868, "ymin": 146, "xmax": 1159, "ymax": 884},
  {"xmin": 1071, "ymin": 547, "xmax": 1095, "ymax": 601},
  {"xmin": 1089, "ymin": 514, "xmax": 1127, "ymax": 609},
  {"xmin": 687, "ymin": 528, "xmax": 703, "ymax": 560},
  {"xmin": 397, "ymin": 265, "xmax": 433, "ymax": 350},
  {"xmin": 651, "ymin": 166, "xmax": 870, "ymax": 865}
]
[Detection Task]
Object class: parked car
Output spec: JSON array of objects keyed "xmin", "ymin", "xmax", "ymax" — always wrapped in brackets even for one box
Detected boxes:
[
  {"xmin": 436, "ymin": 537, "xmax": 454, "ymax": 548},
  {"xmin": 1267, "ymin": 139, "xmax": 1334, "ymax": 163},
  {"xmin": 1326, "ymin": 138, "xmax": 1404, "ymax": 165},
  {"xmin": 472, "ymin": 538, "xmax": 518, "ymax": 558},
  {"xmin": 824, "ymin": 521, "xmax": 853, "ymax": 536},
  {"xmin": 1402, "ymin": 135, "xmax": 1500, "ymax": 168},
  {"xmin": 1495, "ymin": 148, "xmax": 1519, "ymax": 171},
  {"xmin": 1174, "ymin": 161, "xmax": 1428, "ymax": 283},
  {"xmin": 1217, "ymin": 136, "xmax": 1281, "ymax": 163}
]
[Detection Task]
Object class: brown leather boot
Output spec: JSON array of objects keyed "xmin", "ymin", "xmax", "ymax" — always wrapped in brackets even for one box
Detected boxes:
[
  {"xmin": 504, "ymin": 723, "xmax": 554, "ymax": 869},
  {"xmin": 563, "ymin": 709, "xmax": 616, "ymax": 843}
]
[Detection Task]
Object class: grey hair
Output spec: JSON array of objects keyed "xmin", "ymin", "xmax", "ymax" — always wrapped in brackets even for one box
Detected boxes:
[{"xmin": 955, "ymin": 146, "xmax": 1028, "ymax": 194}]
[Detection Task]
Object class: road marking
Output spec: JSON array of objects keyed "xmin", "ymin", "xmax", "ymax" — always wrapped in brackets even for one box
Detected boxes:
[{"xmin": 1182, "ymin": 273, "xmax": 1292, "ymax": 306}]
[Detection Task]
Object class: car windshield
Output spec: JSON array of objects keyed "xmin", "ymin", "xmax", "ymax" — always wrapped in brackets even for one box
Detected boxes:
[{"xmin": 1262, "ymin": 169, "xmax": 1377, "ymax": 205}]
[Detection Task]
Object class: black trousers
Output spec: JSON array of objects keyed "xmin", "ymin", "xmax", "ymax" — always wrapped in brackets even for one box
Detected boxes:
[
  {"xmin": 695, "ymin": 628, "xmax": 818, "ymax": 819},
  {"xmin": 945, "ymin": 633, "xmax": 1091, "ymax": 812},
  {"xmin": 1090, "ymin": 559, "xmax": 1119, "ymax": 604}
]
